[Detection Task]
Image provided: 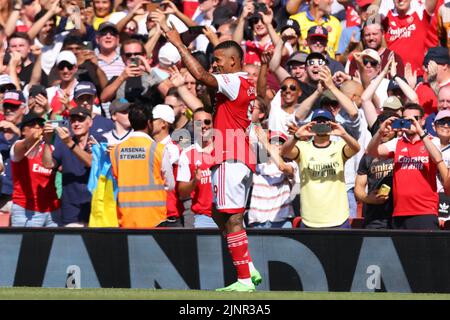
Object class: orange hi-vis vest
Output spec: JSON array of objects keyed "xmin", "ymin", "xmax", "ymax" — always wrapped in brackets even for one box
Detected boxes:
[{"xmin": 110, "ymin": 134, "xmax": 167, "ymax": 228}]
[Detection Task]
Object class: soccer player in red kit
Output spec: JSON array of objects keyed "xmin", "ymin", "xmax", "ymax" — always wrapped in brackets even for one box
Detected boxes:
[{"xmin": 158, "ymin": 18, "xmax": 261, "ymax": 292}]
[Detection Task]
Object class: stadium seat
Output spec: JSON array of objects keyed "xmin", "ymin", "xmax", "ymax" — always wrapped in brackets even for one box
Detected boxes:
[{"xmin": 292, "ymin": 217, "xmax": 302, "ymax": 228}]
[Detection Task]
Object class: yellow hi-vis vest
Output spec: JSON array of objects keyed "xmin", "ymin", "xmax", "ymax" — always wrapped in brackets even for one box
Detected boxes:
[{"xmin": 110, "ymin": 135, "xmax": 167, "ymax": 228}]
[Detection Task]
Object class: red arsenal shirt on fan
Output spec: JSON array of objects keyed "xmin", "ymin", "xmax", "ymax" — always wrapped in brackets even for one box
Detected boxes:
[
  {"xmin": 11, "ymin": 143, "xmax": 60, "ymax": 213},
  {"xmin": 177, "ymin": 143, "xmax": 214, "ymax": 216},
  {"xmin": 382, "ymin": 6, "xmax": 432, "ymax": 76},
  {"xmin": 384, "ymin": 136, "xmax": 438, "ymax": 217},
  {"xmin": 212, "ymin": 73, "xmax": 256, "ymax": 172}
]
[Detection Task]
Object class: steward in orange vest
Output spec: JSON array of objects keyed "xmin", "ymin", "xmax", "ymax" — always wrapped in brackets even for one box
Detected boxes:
[{"xmin": 110, "ymin": 102, "xmax": 175, "ymax": 228}]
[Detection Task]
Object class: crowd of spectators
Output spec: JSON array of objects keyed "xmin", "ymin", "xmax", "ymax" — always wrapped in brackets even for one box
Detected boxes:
[{"xmin": 0, "ymin": 0, "xmax": 449, "ymax": 230}]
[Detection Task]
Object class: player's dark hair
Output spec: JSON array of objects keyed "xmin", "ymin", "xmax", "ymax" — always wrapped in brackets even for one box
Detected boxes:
[
  {"xmin": 128, "ymin": 99, "xmax": 153, "ymax": 131},
  {"xmin": 214, "ymin": 40, "xmax": 243, "ymax": 61}
]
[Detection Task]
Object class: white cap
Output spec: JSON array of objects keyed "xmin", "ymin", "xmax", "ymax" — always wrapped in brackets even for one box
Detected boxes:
[
  {"xmin": 158, "ymin": 43, "xmax": 181, "ymax": 66},
  {"xmin": 56, "ymin": 50, "xmax": 77, "ymax": 66},
  {"xmin": 360, "ymin": 48, "xmax": 381, "ymax": 64},
  {"xmin": 0, "ymin": 74, "xmax": 13, "ymax": 87},
  {"xmin": 153, "ymin": 104, "xmax": 175, "ymax": 124}
]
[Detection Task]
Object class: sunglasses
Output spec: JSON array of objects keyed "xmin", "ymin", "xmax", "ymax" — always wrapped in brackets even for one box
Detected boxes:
[
  {"xmin": 435, "ymin": 119, "xmax": 450, "ymax": 127},
  {"xmin": 307, "ymin": 59, "xmax": 326, "ymax": 66},
  {"xmin": 57, "ymin": 62, "xmax": 75, "ymax": 70},
  {"xmin": 281, "ymin": 84, "xmax": 298, "ymax": 92},
  {"xmin": 124, "ymin": 52, "xmax": 143, "ymax": 58},
  {"xmin": 194, "ymin": 119, "xmax": 212, "ymax": 126},
  {"xmin": 98, "ymin": 30, "xmax": 118, "ymax": 37},
  {"xmin": 363, "ymin": 59, "xmax": 378, "ymax": 67},
  {"xmin": 69, "ymin": 115, "xmax": 88, "ymax": 123}
]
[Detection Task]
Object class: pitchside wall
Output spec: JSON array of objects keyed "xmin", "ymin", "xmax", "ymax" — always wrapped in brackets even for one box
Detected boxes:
[{"xmin": 0, "ymin": 228, "xmax": 449, "ymax": 292}]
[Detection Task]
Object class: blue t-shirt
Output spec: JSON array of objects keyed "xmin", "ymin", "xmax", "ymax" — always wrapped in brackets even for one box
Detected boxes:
[
  {"xmin": 0, "ymin": 132, "xmax": 19, "ymax": 195},
  {"xmin": 52, "ymin": 133, "xmax": 105, "ymax": 224}
]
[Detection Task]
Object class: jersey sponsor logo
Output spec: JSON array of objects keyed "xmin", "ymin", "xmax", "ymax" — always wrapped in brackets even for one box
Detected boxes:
[
  {"xmin": 369, "ymin": 161, "xmax": 394, "ymax": 180},
  {"xmin": 247, "ymin": 86, "xmax": 256, "ymax": 97},
  {"xmin": 32, "ymin": 163, "xmax": 53, "ymax": 175},
  {"xmin": 388, "ymin": 23, "xmax": 417, "ymax": 41},
  {"xmin": 306, "ymin": 161, "xmax": 340, "ymax": 178},
  {"xmin": 398, "ymin": 155, "xmax": 429, "ymax": 170},
  {"xmin": 119, "ymin": 147, "xmax": 147, "ymax": 160}
]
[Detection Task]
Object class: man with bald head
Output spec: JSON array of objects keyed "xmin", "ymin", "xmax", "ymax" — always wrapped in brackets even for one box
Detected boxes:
[
  {"xmin": 425, "ymin": 85, "xmax": 450, "ymax": 136},
  {"xmin": 339, "ymin": 80, "xmax": 372, "ymax": 218},
  {"xmin": 158, "ymin": 19, "xmax": 261, "ymax": 292}
]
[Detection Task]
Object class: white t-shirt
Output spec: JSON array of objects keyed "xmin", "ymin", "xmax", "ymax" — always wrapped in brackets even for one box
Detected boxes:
[
  {"xmin": 34, "ymin": 32, "xmax": 67, "ymax": 75},
  {"xmin": 268, "ymin": 90, "xmax": 297, "ymax": 137},
  {"xmin": 160, "ymin": 135, "xmax": 180, "ymax": 166}
]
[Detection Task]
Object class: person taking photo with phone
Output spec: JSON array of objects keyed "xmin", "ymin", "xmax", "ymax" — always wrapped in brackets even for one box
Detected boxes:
[
  {"xmin": 10, "ymin": 112, "xmax": 60, "ymax": 227},
  {"xmin": 366, "ymin": 103, "xmax": 449, "ymax": 230},
  {"xmin": 280, "ymin": 108, "xmax": 360, "ymax": 228}
]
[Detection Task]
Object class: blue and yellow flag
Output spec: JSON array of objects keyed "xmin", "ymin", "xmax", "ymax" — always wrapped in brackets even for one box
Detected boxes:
[{"xmin": 88, "ymin": 143, "xmax": 119, "ymax": 227}]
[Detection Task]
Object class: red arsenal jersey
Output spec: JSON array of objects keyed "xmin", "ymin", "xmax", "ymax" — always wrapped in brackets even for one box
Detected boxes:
[
  {"xmin": 11, "ymin": 143, "xmax": 60, "ymax": 212},
  {"xmin": 177, "ymin": 143, "xmax": 214, "ymax": 216},
  {"xmin": 384, "ymin": 136, "xmax": 438, "ymax": 217},
  {"xmin": 212, "ymin": 73, "xmax": 256, "ymax": 172},
  {"xmin": 383, "ymin": 7, "xmax": 431, "ymax": 76}
]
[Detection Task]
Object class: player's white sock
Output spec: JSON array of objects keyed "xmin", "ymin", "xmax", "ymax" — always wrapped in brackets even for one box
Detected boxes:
[
  {"xmin": 238, "ymin": 278, "xmax": 253, "ymax": 286},
  {"xmin": 248, "ymin": 262, "xmax": 256, "ymax": 273}
]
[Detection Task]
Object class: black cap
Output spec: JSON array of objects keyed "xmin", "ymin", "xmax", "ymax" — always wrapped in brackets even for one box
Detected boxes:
[
  {"xmin": 97, "ymin": 22, "xmax": 118, "ymax": 34},
  {"xmin": 69, "ymin": 107, "xmax": 91, "ymax": 118},
  {"xmin": 424, "ymin": 46, "xmax": 450, "ymax": 66},
  {"xmin": 19, "ymin": 111, "xmax": 45, "ymax": 129},
  {"xmin": 307, "ymin": 25, "xmax": 329, "ymax": 39},
  {"xmin": 280, "ymin": 19, "xmax": 301, "ymax": 37},
  {"xmin": 305, "ymin": 52, "xmax": 328, "ymax": 63},
  {"xmin": 29, "ymin": 84, "xmax": 47, "ymax": 98}
]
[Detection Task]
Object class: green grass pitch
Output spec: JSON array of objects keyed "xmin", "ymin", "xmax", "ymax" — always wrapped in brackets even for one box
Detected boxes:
[{"xmin": 0, "ymin": 288, "xmax": 449, "ymax": 300}]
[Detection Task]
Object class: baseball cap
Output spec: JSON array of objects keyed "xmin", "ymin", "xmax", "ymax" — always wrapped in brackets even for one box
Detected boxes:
[
  {"xmin": 110, "ymin": 98, "xmax": 131, "ymax": 115},
  {"xmin": 382, "ymin": 96, "xmax": 403, "ymax": 110},
  {"xmin": 305, "ymin": 52, "xmax": 328, "ymax": 64},
  {"xmin": 307, "ymin": 25, "xmax": 328, "ymax": 39},
  {"xmin": 29, "ymin": 84, "xmax": 47, "ymax": 97},
  {"xmin": 74, "ymin": 81, "xmax": 96, "ymax": 99},
  {"xmin": 319, "ymin": 90, "xmax": 338, "ymax": 106},
  {"xmin": 360, "ymin": 48, "xmax": 381, "ymax": 64},
  {"xmin": 69, "ymin": 106, "xmax": 91, "ymax": 118},
  {"xmin": 158, "ymin": 43, "xmax": 181, "ymax": 66},
  {"xmin": 424, "ymin": 46, "xmax": 450, "ymax": 66},
  {"xmin": 286, "ymin": 51, "xmax": 308, "ymax": 66},
  {"xmin": 97, "ymin": 22, "xmax": 119, "ymax": 34},
  {"xmin": 280, "ymin": 19, "xmax": 301, "ymax": 37},
  {"xmin": 435, "ymin": 110, "xmax": 450, "ymax": 121},
  {"xmin": 19, "ymin": 111, "xmax": 45, "ymax": 129},
  {"xmin": 3, "ymin": 90, "xmax": 26, "ymax": 106},
  {"xmin": 56, "ymin": 50, "xmax": 77, "ymax": 66},
  {"xmin": 387, "ymin": 78, "xmax": 402, "ymax": 91},
  {"xmin": 152, "ymin": 104, "xmax": 175, "ymax": 124},
  {"xmin": 0, "ymin": 74, "xmax": 14, "ymax": 88},
  {"xmin": 356, "ymin": 0, "xmax": 374, "ymax": 7},
  {"xmin": 311, "ymin": 108, "xmax": 334, "ymax": 121},
  {"xmin": 269, "ymin": 130, "xmax": 288, "ymax": 144}
]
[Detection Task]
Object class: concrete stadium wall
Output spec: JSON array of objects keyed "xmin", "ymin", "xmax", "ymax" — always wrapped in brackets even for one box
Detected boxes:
[{"xmin": 0, "ymin": 228, "xmax": 449, "ymax": 293}]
